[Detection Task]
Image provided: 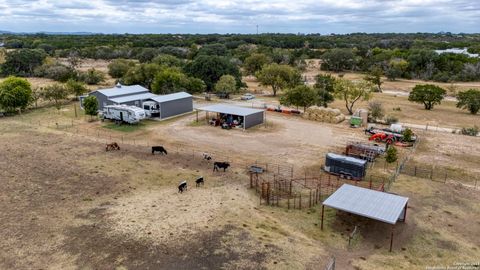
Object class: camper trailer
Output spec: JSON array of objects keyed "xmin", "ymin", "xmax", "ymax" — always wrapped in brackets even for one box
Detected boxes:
[
  {"xmin": 102, "ymin": 105, "xmax": 146, "ymax": 124},
  {"xmin": 324, "ymin": 153, "xmax": 368, "ymax": 180}
]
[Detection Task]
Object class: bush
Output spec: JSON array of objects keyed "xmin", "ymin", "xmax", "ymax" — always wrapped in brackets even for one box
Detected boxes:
[
  {"xmin": 385, "ymin": 115, "xmax": 399, "ymax": 124},
  {"xmin": 461, "ymin": 126, "xmax": 479, "ymax": 136},
  {"xmin": 368, "ymin": 101, "xmax": 384, "ymax": 122},
  {"xmin": 402, "ymin": 128, "xmax": 413, "ymax": 142},
  {"xmin": 35, "ymin": 63, "xmax": 75, "ymax": 82},
  {"xmin": 385, "ymin": 146, "xmax": 398, "ymax": 163},
  {"xmin": 83, "ymin": 95, "xmax": 98, "ymax": 119},
  {"xmin": 66, "ymin": 79, "xmax": 88, "ymax": 97},
  {"xmin": 0, "ymin": 76, "xmax": 32, "ymax": 113},
  {"xmin": 79, "ymin": 68, "xmax": 105, "ymax": 85},
  {"xmin": 107, "ymin": 59, "xmax": 135, "ymax": 78}
]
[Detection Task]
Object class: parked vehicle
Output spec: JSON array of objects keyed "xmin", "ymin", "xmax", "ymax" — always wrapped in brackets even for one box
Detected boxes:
[
  {"xmin": 216, "ymin": 92, "xmax": 230, "ymax": 99},
  {"xmin": 369, "ymin": 133, "xmax": 396, "ymax": 144},
  {"xmin": 142, "ymin": 101, "xmax": 160, "ymax": 118},
  {"xmin": 241, "ymin": 93, "xmax": 256, "ymax": 100},
  {"xmin": 102, "ymin": 105, "xmax": 146, "ymax": 124},
  {"xmin": 324, "ymin": 153, "xmax": 367, "ymax": 180},
  {"xmin": 365, "ymin": 124, "xmax": 417, "ymax": 142}
]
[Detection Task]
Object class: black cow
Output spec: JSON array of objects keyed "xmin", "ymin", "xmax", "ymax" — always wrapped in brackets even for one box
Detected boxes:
[
  {"xmin": 195, "ymin": 177, "xmax": 204, "ymax": 187},
  {"xmin": 203, "ymin": 153, "xmax": 212, "ymax": 161},
  {"xmin": 152, "ymin": 146, "xmax": 168, "ymax": 155},
  {"xmin": 178, "ymin": 180, "xmax": 187, "ymax": 193},
  {"xmin": 213, "ymin": 162, "xmax": 230, "ymax": 172}
]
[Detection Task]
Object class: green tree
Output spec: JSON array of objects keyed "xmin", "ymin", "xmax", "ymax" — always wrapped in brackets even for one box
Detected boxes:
[
  {"xmin": 364, "ymin": 66, "xmax": 383, "ymax": 92},
  {"xmin": 152, "ymin": 54, "xmax": 184, "ymax": 67},
  {"xmin": 0, "ymin": 76, "xmax": 32, "ymax": 113},
  {"xmin": 185, "ymin": 77, "xmax": 206, "ymax": 93},
  {"xmin": 151, "ymin": 67, "xmax": 188, "ymax": 95},
  {"xmin": 408, "ymin": 84, "xmax": 446, "ymax": 110},
  {"xmin": 66, "ymin": 79, "xmax": 88, "ymax": 98},
  {"xmin": 255, "ymin": 63, "xmax": 301, "ymax": 96},
  {"xmin": 243, "ymin": 53, "xmax": 271, "ymax": 75},
  {"xmin": 42, "ymin": 83, "xmax": 69, "ymax": 110},
  {"xmin": 108, "ymin": 59, "xmax": 135, "ymax": 78},
  {"xmin": 83, "ymin": 95, "xmax": 98, "ymax": 120},
  {"xmin": 385, "ymin": 59, "xmax": 408, "ymax": 81},
  {"xmin": 280, "ymin": 85, "xmax": 317, "ymax": 111},
  {"xmin": 214, "ymin": 75, "xmax": 237, "ymax": 95},
  {"xmin": 320, "ymin": 48, "xmax": 356, "ymax": 72},
  {"xmin": 184, "ymin": 55, "xmax": 241, "ymax": 91},
  {"xmin": 368, "ymin": 101, "xmax": 384, "ymax": 122},
  {"xmin": 122, "ymin": 63, "xmax": 162, "ymax": 89},
  {"xmin": 314, "ymin": 74, "xmax": 335, "ymax": 107},
  {"xmin": 1, "ymin": 49, "xmax": 47, "ymax": 76},
  {"xmin": 385, "ymin": 146, "xmax": 398, "ymax": 163},
  {"xmin": 402, "ymin": 128, "xmax": 413, "ymax": 142},
  {"xmin": 79, "ymin": 68, "xmax": 105, "ymax": 85},
  {"xmin": 333, "ymin": 79, "xmax": 373, "ymax": 115},
  {"xmin": 456, "ymin": 89, "xmax": 480, "ymax": 114}
]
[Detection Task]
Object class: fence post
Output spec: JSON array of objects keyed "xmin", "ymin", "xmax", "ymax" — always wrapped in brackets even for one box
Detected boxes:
[
  {"xmin": 299, "ymin": 194, "xmax": 302, "ymax": 209},
  {"xmin": 414, "ymin": 166, "xmax": 417, "ymax": 176},
  {"xmin": 430, "ymin": 168, "xmax": 433, "ymax": 180},
  {"xmin": 309, "ymin": 190, "xmax": 312, "ymax": 208},
  {"xmin": 444, "ymin": 172, "xmax": 447, "ymax": 183}
]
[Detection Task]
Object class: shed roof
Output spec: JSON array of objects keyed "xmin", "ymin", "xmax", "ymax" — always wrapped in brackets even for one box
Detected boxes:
[
  {"xmin": 327, "ymin": 153, "xmax": 368, "ymax": 166},
  {"xmin": 150, "ymin": 92, "xmax": 192, "ymax": 103},
  {"xmin": 109, "ymin": 93, "xmax": 157, "ymax": 104},
  {"xmin": 94, "ymin": 84, "xmax": 149, "ymax": 98},
  {"xmin": 323, "ymin": 184, "xmax": 408, "ymax": 224},
  {"xmin": 197, "ymin": 104, "xmax": 264, "ymax": 116}
]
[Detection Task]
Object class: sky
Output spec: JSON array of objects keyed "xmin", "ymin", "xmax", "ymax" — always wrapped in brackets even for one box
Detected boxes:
[{"xmin": 0, "ymin": 0, "xmax": 479, "ymax": 34}]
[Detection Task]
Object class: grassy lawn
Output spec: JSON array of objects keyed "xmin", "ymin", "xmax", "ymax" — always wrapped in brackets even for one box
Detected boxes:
[{"xmin": 102, "ymin": 121, "xmax": 149, "ymax": 132}]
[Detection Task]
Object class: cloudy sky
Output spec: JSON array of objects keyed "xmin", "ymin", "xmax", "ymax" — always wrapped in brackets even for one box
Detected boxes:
[{"xmin": 0, "ymin": 0, "xmax": 479, "ymax": 34}]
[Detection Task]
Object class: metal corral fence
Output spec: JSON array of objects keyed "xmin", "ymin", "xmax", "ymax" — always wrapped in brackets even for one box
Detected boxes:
[{"xmin": 250, "ymin": 171, "xmax": 387, "ymax": 210}]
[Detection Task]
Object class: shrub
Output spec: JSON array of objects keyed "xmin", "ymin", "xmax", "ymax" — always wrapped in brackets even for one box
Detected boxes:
[
  {"xmin": 368, "ymin": 101, "xmax": 384, "ymax": 122},
  {"xmin": 41, "ymin": 83, "xmax": 69, "ymax": 110},
  {"xmin": 0, "ymin": 76, "xmax": 32, "ymax": 113},
  {"xmin": 385, "ymin": 115, "xmax": 399, "ymax": 124},
  {"xmin": 108, "ymin": 59, "xmax": 135, "ymax": 78},
  {"xmin": 79, "ymin": 68, "xmax": 105, "ymax": 85},
  {"xmin": 35, "ymin": 63, "xmax": 75, "ymax": 82},
  {"xmin": 461, "ymin": 126, "xmax": 479, "ymax": 136},
  {"xmin": 385, "ymin": 146, "xmax": 398, "ymax": 163},
  {"xmin": 83, "ymin": 95, "xmax": 98, "ymax": 119},
  {"xmin": 402, "ymin": 128, "xmax": 413, "ymax": 142},
  {"xmin": 66, "ymin": 79, "xmax": 88, "ymax": 97}
]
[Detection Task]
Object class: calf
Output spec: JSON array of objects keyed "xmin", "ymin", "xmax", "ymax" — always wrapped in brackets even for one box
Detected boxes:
[
  {"xmin": 213, "ymin": 162, "xmax": 230, "ymax": 172},
  {"xmin": 106, "ymin": 142, "xmax": 120, "ymax": 151},
  {"xmin": 152, "ymin": 146, "xmax": 168, "ymax": 155},
  {"xmin": 195, "ymin": 177, "xmax": 204, "ymax": 187},
  {"xmin": 202, "ymin": 153, "xmax": 212, "ymax": 161},
  {"xmin": 178, "ymin": 180, "xmax": 187, "ymax": 193}
]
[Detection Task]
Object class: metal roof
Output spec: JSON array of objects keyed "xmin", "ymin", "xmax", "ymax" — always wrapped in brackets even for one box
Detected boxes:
[
  {"xmin": 149, "ymin": 92, "xmax": 192, "ymax": 103},
  {"xmin": 109, "ymin": 93, "xmax": 157, "ymax": 104},
  {"xmin": 197, "ymin": 104, "xmax": 265, "ymax": 116},
  {"xmin": 323, "ymin": 184, "xmax": 408, "ymax": 224},
  {"xmin": 94, "ymin": 84, "xmax": 149, "ymax": 97},
  {"xmin": 326, "ymin": 153, "xmax": 368, "ymax": 166}
]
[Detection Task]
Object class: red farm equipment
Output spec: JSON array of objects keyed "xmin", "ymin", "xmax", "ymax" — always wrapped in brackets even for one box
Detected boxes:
[{"xmin": 369, "ymin": 133, "xmax": 396, "ymax": 144}]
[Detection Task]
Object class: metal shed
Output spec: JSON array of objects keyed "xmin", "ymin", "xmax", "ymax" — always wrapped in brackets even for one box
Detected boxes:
[
  {"xmin": 321, "ymin": 184, "xmax": 409, "ymax": 252},
  {"xmin": 87, "ymin": 84, "xmax": 150, "ymax": 110},
  {"xmin": 197, "ymin": 104, "xmax": 265, "ymax": 130},
  {"xmin": 150, "ymin": 92, "xmax": 193, "ymax": 119}
]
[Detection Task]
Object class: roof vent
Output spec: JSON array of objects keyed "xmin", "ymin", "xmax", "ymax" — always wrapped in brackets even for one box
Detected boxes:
[{"xmin": 116, "ymin": 82, "xmax": 122, "ymax": 88}]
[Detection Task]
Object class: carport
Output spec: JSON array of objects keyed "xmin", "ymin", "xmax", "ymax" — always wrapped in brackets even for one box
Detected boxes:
[
  {"xmin": 321, "ymin": 184, "xmax": 409, "ymax": 252},
  {"xmin": 196, "ymin": 104, "xmax": 266, "ymax": 130}
]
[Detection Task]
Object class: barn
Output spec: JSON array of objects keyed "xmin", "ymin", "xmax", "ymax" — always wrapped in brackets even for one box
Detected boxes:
[
  {"xmin": 81, "ymin": 84, "xmax": 194, "ymax": 120},
  {"xmin": 150, "ymin": 92, "xmax": 193, "ymax": 119},
  {"xmin": 86, "ymin": 83, "xmax": 150, "ymax": 110},
  {"xmin": 197, "ymin": 104, "xmax": 265, "ymax": 130}
]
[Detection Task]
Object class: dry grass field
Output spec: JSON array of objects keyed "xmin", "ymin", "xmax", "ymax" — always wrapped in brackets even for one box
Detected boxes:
[{"xmin": 1, "ymin": 101, "xmax": 479, "ymax": 269}]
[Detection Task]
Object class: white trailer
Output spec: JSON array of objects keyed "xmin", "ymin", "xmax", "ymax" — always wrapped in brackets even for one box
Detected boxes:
[
  {"xmin": 102, "ymin": 105, "xmax": 146, "ymax": 124},
  {"xmin": 142, "ymin": 101, "xmax": 160, "ymax": 118}
]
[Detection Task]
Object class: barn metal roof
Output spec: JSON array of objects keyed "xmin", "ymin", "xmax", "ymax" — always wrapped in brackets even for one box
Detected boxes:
[
  {"xmin": 323, "ymin": 184, "xmax": 408, "ymax": 224},
  {"xmin": 326, "ymin": 153, "xmax": 368, "ymax": 166},
  {"xmin": 149, "ymin": 92, "xmax": 192, "ymax": 103},
  {"xmin": 109, "ymin": 93, "xmax": 157, "ymax": 104},
  {"xmin": 197, "ymin": 104, "xmax": 265, "ymax": 116},
  {"xmin": 94, "ymin": 84, "xmax": 150, "ymax": 97}
]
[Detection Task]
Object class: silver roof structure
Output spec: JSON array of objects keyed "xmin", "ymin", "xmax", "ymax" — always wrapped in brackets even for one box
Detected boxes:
[
  {"xmin": 323, "ymin": 184, "xmax": 408, "ymax": 224},
  {"xmin": 94, "ymin": 84, "xmax": 149, "ymax": 98},
  {"xmin": 150, "ymin": 92, "xmax": 192, "ymax": 103},
  {"xmin": 109, "ymin": 93, "xmax": 157, "ymax": 104},
  {"xmin": 327, "ymin": 153, "xmax": 368, "ymax": 166},
  {"xmin": 197, "ymin": 104, "xmax": 264, "ymax": 116}
]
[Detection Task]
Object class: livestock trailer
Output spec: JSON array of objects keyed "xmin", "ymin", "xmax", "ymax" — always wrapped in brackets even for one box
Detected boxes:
[
  {"xmin": 345, "ymin": 142, "xmax": 385, "ymax": 162},
  {"xmin": 324, "ymin": 153, "xmax": 368, "ymax": 180},
  {"xmin": 101, "ymin": 105, "xmax": 146, "ymax": 124}
]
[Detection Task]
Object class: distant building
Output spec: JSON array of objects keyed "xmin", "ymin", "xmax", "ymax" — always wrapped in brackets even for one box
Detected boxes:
[{"xmin": 434, "ymin": 48, "xmax": 479, "ymax": 58}]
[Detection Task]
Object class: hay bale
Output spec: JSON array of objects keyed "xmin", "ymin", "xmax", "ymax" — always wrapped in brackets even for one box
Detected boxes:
[{"xmin": 303, "ymin": 106, "xmax": 345, "ymax": 124}]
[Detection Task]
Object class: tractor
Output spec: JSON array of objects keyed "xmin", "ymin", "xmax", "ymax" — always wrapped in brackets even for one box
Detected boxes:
[{"xmin": 369, "ymin": 133, "xmax": 395, "ymax": 144}]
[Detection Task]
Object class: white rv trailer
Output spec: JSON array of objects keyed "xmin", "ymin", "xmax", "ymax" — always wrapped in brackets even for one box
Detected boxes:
[{"xmin": 102, "ymin": 105, "xmax": 146, "ymax": 124}]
